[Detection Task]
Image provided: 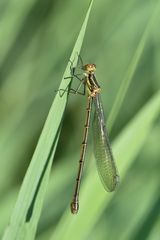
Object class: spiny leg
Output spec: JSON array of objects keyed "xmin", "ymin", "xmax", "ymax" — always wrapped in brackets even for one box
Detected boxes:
[
  {"xmin": 57, "ymin": 78, "xmax": 86, "ymax": 97},
  {"xmin": 56, "ymin": 54, "xmax": 85, "ymax": 97},
  {"xmin": 77, "ymin": 53, "xmax": 84, "ymax": 68},
  {"xmin": 65, "ymin": 54, "xmax": 84, "ymax": 81},
  {"xmin": 69, "ymin": 79, "xmax": 86, "ymax": 95}
]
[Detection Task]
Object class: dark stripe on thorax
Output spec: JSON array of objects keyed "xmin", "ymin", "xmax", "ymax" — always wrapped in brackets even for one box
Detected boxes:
[{"xmin": 88, "ymin": 73, "xmax": 100, "ymax": 89}]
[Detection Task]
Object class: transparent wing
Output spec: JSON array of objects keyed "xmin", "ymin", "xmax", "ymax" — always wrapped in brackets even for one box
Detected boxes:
[{"xmin": 93, "ymin": 94, "xmax": 120, "ymax": 192}]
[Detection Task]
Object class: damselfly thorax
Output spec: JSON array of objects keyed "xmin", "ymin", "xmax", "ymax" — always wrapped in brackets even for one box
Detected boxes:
[{"xmin": 83, "ymin": 64, "xmax": 101, "ymax": 97}]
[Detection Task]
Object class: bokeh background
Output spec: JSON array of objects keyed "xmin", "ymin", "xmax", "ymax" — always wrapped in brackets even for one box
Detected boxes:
[{"xmin": 0, "ymin": 0, "xmax": 160, "ymax": 239}]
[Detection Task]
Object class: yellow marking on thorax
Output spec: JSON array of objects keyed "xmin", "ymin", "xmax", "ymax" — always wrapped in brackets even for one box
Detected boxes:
[{"xmin": 86, "ymin": 77, "xmax": 101, "ymax": 97}]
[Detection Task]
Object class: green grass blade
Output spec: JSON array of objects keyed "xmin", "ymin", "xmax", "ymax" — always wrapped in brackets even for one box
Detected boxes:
[
  {"xmin": 51, "ymin": 90, "xmax": 160, "ymax": 240},
  {"xmin": 147, "ymin": 214, "xmax": 160, "ymax": 240},
  {"xmin": 108, "ymin": 0, "xmax": 160, "ymax": 131},
  {"xmin": 2, "ymin": 1, "xmax": 94, "ymax": 239}
]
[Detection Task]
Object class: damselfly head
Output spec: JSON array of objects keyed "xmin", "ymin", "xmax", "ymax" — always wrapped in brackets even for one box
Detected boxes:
[{"xmin": 83, "ymin": 64, "xmax": 96, "ymax": 73}]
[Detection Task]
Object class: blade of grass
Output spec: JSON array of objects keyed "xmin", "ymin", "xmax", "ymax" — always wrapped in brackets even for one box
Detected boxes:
[
  {"xmin": 108, "ymin": 0, "xmax": 160, "ymax": 131},
  {"xmin": 51, "ymin": 90, "xmax": 160, "ymax": 240},
  {"xmin": 147, "ymin": 213, "xmax": 160, "ymax": 240},
  {"xmin": 2, "ymin": 1, "xmax": 94, "ymax": 239},
  {"xmin": 0, "ymin": 152, "xmax": 78, "ymax": 238}
]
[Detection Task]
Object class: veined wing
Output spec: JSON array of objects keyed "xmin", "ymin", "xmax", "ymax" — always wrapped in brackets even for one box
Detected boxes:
[{"xmin": 92, "ymin": 94, "xmax": 120, "ymax": 192}]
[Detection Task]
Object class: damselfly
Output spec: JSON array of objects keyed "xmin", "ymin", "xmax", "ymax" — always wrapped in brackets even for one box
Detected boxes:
[{"xmin": 65, "ymin": 61, "xmax": 120, "ymax": 214}]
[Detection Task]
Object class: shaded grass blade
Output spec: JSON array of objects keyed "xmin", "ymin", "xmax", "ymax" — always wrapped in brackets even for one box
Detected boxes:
[
  {"xmin": 2, "ymin": 1, "xmax": 94, "ymax": 239},
  {"xmin": 108, "ymin": 0, "xmax": 160, "ymax": 131}
]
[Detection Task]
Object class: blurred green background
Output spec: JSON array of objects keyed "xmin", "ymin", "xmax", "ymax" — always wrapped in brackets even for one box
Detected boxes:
[{"xmin": 0, "ymin": 0, "xmax": 160, "ymax": 239}]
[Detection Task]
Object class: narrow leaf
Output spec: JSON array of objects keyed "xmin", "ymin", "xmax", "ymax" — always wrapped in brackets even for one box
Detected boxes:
[{"xmin": 2, "ymin": 1, "xmax": 94, "ymax": 239}]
